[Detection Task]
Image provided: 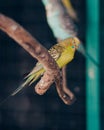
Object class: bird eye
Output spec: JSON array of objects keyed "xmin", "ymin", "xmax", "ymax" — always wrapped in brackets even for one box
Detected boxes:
[
  {"xmin": 72, "ymin": 45, "xmax": 75, "ymax": 48},
  {"xmin": 69, "ymin": 42, "xmax": 75, "ymax": 49}
]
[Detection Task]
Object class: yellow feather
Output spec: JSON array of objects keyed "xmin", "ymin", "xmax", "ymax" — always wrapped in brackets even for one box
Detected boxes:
[{"xmin": 57, "ymin": 47, "xmax": 74, "ymax": 68}]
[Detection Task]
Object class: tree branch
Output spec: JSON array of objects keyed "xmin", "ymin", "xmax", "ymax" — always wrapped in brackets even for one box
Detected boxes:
[
  {"xmin": 61, "ymin": 66, "xmax": 76, "ymax": 104},
  {"xmin": 0, "ymin": 13, "xmax": 60, "ymax": 97}
]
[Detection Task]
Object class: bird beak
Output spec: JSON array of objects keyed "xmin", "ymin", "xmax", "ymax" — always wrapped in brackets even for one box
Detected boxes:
[{"xmin": 74, "ymin": 37, "xmax": 80, "ymax": 50}]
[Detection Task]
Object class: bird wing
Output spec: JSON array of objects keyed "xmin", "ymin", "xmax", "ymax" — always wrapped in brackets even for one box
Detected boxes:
[
  {"xmin": 48, "ymin": 44, "xmax": 65, "ymax": 61},
  {"xmin": 26, "ymin": 44, "xmax": 65, "ymax": 77}
]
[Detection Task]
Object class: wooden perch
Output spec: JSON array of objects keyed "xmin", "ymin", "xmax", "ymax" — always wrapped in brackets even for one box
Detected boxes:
[{"xmin": 0, "ymin": 13, "xmax": 75, "ymax": 105}]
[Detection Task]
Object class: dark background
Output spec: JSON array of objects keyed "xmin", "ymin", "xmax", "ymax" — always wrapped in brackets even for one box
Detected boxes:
[{"xmin": 0, "ymin": 0, "xmax": 86, "ymax": 130}]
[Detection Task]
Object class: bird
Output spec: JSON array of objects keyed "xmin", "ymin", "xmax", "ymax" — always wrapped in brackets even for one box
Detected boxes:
[{"xmin": 10, "ymin": 37, "xmax": 80, "ymax": 96}]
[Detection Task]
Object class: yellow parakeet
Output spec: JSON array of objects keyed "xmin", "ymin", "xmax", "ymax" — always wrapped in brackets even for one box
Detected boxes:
[{"xmin": 11, "ymin": 37, "xmax": 80, "ymax": 96}]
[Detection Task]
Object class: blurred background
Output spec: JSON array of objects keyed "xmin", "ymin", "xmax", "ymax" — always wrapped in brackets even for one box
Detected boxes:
[{"xmin": 0, "ymin": 0, "xmax": 103, "ymax": 130}]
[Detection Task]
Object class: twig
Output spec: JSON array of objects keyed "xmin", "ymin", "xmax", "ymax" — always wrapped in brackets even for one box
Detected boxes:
[{"xmin": 61, "ymin": 66, "xmax": 76, "ymax": 104}]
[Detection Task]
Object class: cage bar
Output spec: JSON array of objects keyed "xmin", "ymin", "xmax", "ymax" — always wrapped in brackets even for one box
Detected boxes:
[{"xmin": 86, "ymin": 0, "xmax": 100, "ymax": 130}]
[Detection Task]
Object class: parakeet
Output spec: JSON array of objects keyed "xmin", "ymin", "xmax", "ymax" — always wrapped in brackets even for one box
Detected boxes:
[{"xmin": 11, "ymin": 37, "xmax": 80, "ymax": 96}]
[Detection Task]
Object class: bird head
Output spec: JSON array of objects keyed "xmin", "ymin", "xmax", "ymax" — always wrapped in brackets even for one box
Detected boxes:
[
  {"xmin": 69, "ymin": 37, "xmax": 80, "ymax": 50},
  {"xmin": 60, "ymin": 37, "xmax": 80, "ymax": 51}
]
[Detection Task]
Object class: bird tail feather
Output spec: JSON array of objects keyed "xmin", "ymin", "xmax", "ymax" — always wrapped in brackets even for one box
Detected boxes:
[{"xmin": 11, "ymin": 69, "xmax": 44, "ymax": 96}]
